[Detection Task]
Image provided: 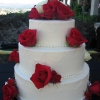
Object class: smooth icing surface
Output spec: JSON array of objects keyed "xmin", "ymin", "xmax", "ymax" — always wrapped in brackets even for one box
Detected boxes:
[
  {"xmin": 14, "ymin": 19, "xmax": 89, "ymax": 100},
  {"xmin": 14, "ymin": 63, "xmax": 89, "ymax": 100},
  {"xmin": 19, "ymin": 43, "xmax": 85, "ymax": 79},
  {"xmin": 29, "ymin": 19, "xmax": 75, "ymax": 47}
]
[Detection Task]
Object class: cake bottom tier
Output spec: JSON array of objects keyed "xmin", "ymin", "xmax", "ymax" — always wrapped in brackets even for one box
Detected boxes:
[{"xmin": 14, "ymin": 63, "xmax": 89, "ymax": 100}]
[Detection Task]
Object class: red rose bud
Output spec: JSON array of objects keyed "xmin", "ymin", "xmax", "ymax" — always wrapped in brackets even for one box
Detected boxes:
[
  {"xmin": 18, "ymin": 29, "xmax": 37, "ymax": 47},
  {"xmin": 28, "ymin": 6, "xmax": 41, "ymax": 19},
  {"xmin": 8, "ymin": 49, "xmax": 19, "ymax": 63},
  {"xmin": 50, "ymin": 70, "xmax": 61, "ymax": 83},
  {"xmin": 30, "ymin": 63, "xmax": 52, "ymax": 89}
]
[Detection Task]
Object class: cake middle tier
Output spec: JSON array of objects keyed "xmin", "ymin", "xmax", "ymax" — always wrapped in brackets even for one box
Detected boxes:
[{"xmin": 19, "ymin": 43, "xmax": 85, "ymax": 79}]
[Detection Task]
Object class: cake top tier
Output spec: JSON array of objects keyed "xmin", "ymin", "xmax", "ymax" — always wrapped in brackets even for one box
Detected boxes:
[
  {"xmin": 29, "ymin": 19, "xmax": 75, "ymax": 47},
  {"xmin": 18, "ymin": 0, "xmax": 87, "ymax": 47},
  {"xmin": 28, "ymin": 0, "xmax": 74, "ymax": 20},
  {"xmin": 27, "ymin": 0, "xmax": 75, "ymax": 47}
]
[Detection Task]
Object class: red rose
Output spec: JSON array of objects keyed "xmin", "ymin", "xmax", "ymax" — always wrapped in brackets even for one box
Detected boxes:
[
  {"xmin": 28, "ymin": 6, "xmax": 41, "ymax": 19},
  {"xmin": 89, "ymin": 81, "xmax": 100, "ymax": 95},
  {"xmin": 56, "ymin": 1, "xmax": 74, "ymax": 20},
  {"xmin": 28, "ymin": 0, "xmax": 74, "ymax": 20},
  {"xmin": 3, "ymin": 84, "xmax": 18, "ymax": 100},
  {"xmin": 30, "ymin": 63, "xmax": 52, "ymax": 89},
  {"xmin": 7, "ymin": 78, "xmax": 15, "ymax": 86},
  {"xmin": 8, "ymin": 49, "xmax": 19, "ymax": 63},
  {"xmin": 42, "ymin": 1, "xmax": 56, "ymax": 19},
  {"xmin": 18, "ymin": 29, "xmax": 37, "ymax": 47},
  {"xmin": 50, "ymin": 70, "xmax": 61, "ymax": 83},
  {"xmin": 2, "ymin": 78, "xmax": 18, "ymax": 100},
  {"xmin": 85, "ymin": 92, "xmax": 92, "ymax": 100},
  {"xmin": 66, "ymin": 28, "xmax": 88, "ymax": 47},
  {"xmin": 43, "ymin": 0, "xmax": 74, "ymax": 20}
]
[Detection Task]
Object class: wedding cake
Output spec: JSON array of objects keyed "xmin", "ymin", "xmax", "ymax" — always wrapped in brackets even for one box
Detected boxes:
[{"xmin": 4, "ymin": 0, "xmax": 90, "ymax": 100}]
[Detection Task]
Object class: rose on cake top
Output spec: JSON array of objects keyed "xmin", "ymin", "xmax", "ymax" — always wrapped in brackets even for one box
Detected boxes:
[{"xmin": 29, "ymin": 0, "xmax": 74, "ymax": 20}]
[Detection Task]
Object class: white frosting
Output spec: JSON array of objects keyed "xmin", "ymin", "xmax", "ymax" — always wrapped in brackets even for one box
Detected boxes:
[
  {"xmin": 14, "ymin": 63, "xmax": 89, "ymax": 100},
  {"xmin": 19, "ymin": 43, "xmax": 85, "ymax": 78},
  {"xmin": 14, "ymin": 19, "xmax": 89, "ymax": 100},
  {"xmin": 29, "ymin": 19, "xmax": 75, "ymax": 47}
]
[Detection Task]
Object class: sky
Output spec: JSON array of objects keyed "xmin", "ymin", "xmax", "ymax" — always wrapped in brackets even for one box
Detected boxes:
[{"xmin": 0, "ymin": 0, "xmax": 43, "ymax": 4}]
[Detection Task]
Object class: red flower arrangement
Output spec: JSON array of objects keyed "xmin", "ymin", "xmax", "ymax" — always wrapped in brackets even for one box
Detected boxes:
[
  {"xmin": 18, "ymin": 29, "xmax": 37, "ymax": 47},
  {"xmin": 85, "ymin": 81, "xmax": 100, "ymax": 100},
  {"xmin": 66, "ymin": 28, "xmax": 88, "ymax": 47},
  {"xmin": 2, "ymin": 78, "xmax": 18, "ymax": 100},
  {"xmin": 8, "ymin": 49, "xmax": 19, "ymax": 63},
  {"xmin": 29, "ymin": 0, "xmax": 74, "ymax": 20},
  {"xmin": 30, "ymin": 63, "xmax": 61, "ymax": 89}
]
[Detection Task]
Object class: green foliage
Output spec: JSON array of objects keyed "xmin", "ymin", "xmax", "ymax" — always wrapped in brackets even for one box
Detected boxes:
[
  {"xmin": 71, "ymin": 2, "xmax": 82, "ymax": 15},
  {"xmin": 71, "ymin": 2, "xmax": 100, "ymax": 24},
  {"xmin": 75, "ymin": 14, "xmax": 100, "ymax": 23}
]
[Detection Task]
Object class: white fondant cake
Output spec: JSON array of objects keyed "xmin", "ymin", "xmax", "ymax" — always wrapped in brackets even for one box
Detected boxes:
[
  {"xmin": 29, "ymin": 19, "xmax": 75, "ymax": 47},
  {"xmin": 14, "ymin": 19, "xmax": 89, "ymax": 100}
]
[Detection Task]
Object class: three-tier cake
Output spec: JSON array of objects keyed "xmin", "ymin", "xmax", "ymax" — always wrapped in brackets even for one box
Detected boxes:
[{"xmin": 12, "ymin": 0, "xmax": 89, "ymax": 100}]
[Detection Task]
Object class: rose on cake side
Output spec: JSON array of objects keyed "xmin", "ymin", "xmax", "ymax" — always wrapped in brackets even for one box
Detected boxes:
[
  {"xmin": 66, "ymin": 28, "xmax": 88, "ymax": 47},
  {"xmin": 8, "ymin": 49, "xmax": 19, "ymax": 63},
  {"xmin": 88, "ymin": 81, "xmax": 100, "ymax": 95},
  {"xmin": 29, "ymin": 0, "xmax": 74, "ymax": 20},
  {"xmin": 30, "ymin": 63, "xmax": 52, "ymax": 89},
  {"xmin": 85, "ymin": 81, "xmax": 100, "ymax": 100},
  {"xmin": 30, "ymin": 63, "xmax": 61, "ymax": 89},
  {"xmin": 18, "ymin": 29, "xmax": 37, "ymax": 47},
  {"xmin": 2, "ymin": 78, "xmax": 18, "ymax": 100},
  {"xmin": 50, "ymin": 70, "xmax": 61, "ymax": 83}
]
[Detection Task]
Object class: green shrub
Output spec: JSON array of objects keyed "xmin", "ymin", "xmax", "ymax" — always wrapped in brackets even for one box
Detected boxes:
[
  {"xmin": 71, "ymin": 2, "xmax": 100, "ymax": 24},
  {"xmin": 75, "ymin": 14, "xmax": 100, "ymax": 23},
  {"xmin": 71, "ymin": 2, "xmax": 82, "ymax": 16}
]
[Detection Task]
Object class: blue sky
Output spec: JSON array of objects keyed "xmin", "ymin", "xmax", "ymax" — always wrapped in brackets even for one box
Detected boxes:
[{"xmin": 0, "ymin": 0, "xmax": 43, "ymax": 4}]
